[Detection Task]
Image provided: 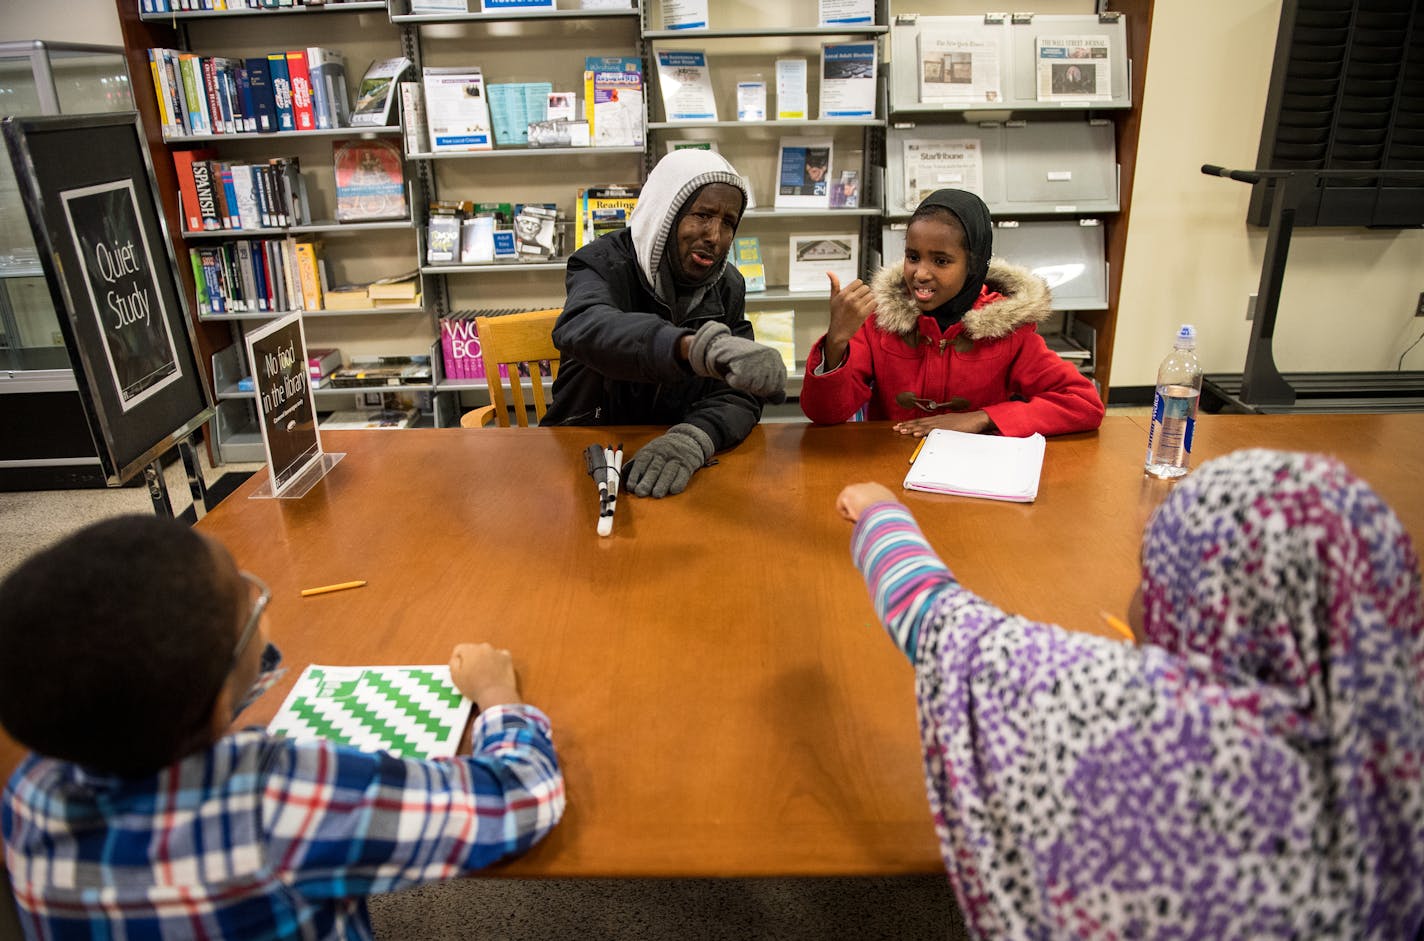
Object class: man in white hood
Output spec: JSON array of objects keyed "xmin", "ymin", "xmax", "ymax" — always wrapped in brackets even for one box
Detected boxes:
[{"xmin": 542, "ymin": 150, "xmax": 787, "ymax": 498}]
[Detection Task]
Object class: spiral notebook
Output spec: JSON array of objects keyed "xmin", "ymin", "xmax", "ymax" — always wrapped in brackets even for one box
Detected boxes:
[{"xmin": 903, "ymin": 429, "xmax": 1046, "ymax": 503}]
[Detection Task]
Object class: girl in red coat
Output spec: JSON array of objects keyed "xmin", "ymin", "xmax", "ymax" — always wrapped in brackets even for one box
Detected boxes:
[{"xmin": 799, "ymin": 188, "xmax": 1105, "ymax": 438}]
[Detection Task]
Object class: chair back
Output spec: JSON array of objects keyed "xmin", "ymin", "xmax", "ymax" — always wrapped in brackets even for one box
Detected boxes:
[{"xmin": 461, "ymin": 308, "xmax": 562, "ymax": 428}]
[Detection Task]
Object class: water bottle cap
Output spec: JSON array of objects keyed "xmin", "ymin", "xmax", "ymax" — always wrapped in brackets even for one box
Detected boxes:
[{"xmin": 1174, "ymin": 324, "xmax": 1197, "ymax": 349}]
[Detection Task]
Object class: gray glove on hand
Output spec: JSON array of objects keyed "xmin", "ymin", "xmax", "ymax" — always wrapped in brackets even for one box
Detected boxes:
[
  {"xmin": 688, "ymin": 322, "xmax": 789, "ymax": 404},
  {"xmin": 626, "ymin": 423, "xmax": 715, "ymax": 498}
]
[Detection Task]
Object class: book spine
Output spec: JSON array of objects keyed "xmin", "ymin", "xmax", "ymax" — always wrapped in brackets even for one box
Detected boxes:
[
  {"xmin": 172, "ymin": 151, "xmax": 203, "ymax": 232},
  {"xmin": 233, "ymin": 62, "xmax": 257, "ymax": 133},
  {"xmin": 235, "ymin": 240, "xmax": 259, "ymax": 311},
  {"xmin": 197, "ymin": 248, "xmax": 223, "ymax": 313},
  {"xmin": 219, "ymin": 162, "xmax": 240, "ymax": 229},
  {"xmin": 230, "ymin": 164, "xmax": 258, "ymax": 231},
  {"xmin": 244, "ymin": 57, "xmax": 277, "ymax": 133},
  {"xmin": 201, "ymin": 58, "xmax": 225, "ymax": 135},
  {"xmin": 267, "ymin": 54, "xmax": 296, "ymax": 132},
  {"xmin": 312, "ymin": 48, "xmax": 350, "ymax": 127},
  {"xmin": 294, "ymin": 240, "xmax": 323, "ymax": 310},
  {"xmin": 191, "ymin": 159, "xmax": 220, "ymax": 231},
  {"xmin": 281, "ymin": 238, "xmax": 302, "ymax": 310},
  {"xmin": 249, "ymin": 238, "xmax": 270, "ymax": 310},
  {"xmin": 213, "ymin": 59, "xmax": 235, "ymax": 134},
  {"xmin": 285, "ymin": 50, "xmax": 317, "ymax": 132},
  {"xmin": 178, "ymin": 55, "xmax": 207, "ymax": 135},
  {"xmin": 188, "ymin": 248, "xmax": 210, "ymax": 314},
  {"xmin": 305, "ymin": 47, "xmax": 331, "ymax": 129}
]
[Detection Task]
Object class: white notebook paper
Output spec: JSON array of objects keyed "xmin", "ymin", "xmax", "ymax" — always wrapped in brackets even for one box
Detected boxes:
[{"xmin": 903, "ymin": 429, "xmax": 1046, "ymax": 502}]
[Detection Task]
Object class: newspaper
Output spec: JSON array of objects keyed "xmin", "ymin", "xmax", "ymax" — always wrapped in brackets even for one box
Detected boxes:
[
  {"xmin": 1035, "ymin": 35, "xmax": 1112, "ymax": 102},
  {"xmin": 903, "ymin": 138, "xmax": 985, "ymax": 210},
  {"xmin": 918, "ymin": 33, "xmax": 1002, "ymax": 104}
]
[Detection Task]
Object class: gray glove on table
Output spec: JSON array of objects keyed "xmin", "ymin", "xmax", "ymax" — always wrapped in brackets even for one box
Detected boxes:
[
  {"xmin": 688, "ymin": 322, "xmax": 788, "ymax": 404},
  {"xmin": 625, "ymin": 423, "xmax": 715, "ymax": 498}
]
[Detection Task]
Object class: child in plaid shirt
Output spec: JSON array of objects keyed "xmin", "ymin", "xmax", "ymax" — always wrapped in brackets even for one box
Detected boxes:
[{"xmin": 0, "ymin": 515, "xmax": 564, "ymax": 940}]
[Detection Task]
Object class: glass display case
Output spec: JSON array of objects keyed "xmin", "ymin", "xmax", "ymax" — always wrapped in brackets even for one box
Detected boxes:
[{"xmin": 0, "ymin": 41, "xmax": 134, "ymax": 488}]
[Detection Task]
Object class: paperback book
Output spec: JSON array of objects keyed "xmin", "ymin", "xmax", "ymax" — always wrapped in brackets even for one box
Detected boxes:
[
  {"xmin": 576, "ymin": 184, "xmax": 641, "ymax": 249},
  {"xmin": 585, "ymin": 56, "xmax": 644, "ymax": 147}
]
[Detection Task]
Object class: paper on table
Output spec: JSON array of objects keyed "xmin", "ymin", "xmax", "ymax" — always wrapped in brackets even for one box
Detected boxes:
[{"xmin": 902, "ymin": 429, "xmax": 1045, "ymax": 502}]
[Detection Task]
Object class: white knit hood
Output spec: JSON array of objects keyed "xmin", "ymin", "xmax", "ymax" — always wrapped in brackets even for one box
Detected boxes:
[{"xmin": 630, "ymin": 149, "xmax": 748, "ymax": 305}]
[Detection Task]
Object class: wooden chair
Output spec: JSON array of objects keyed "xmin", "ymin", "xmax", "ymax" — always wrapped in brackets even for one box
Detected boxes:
[{"xmin": 459, "ymin": 308, "xmax": 562, "ymax": 428}]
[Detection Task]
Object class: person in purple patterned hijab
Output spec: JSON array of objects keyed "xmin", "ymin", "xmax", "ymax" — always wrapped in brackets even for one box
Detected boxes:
[{"xmin": 838, "ymin": 449, "xmax": 1424, "ymax": 939}]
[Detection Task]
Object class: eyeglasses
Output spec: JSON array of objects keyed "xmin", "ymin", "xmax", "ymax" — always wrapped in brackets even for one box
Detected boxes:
[{"xmin": 233, "ymin": 571, "xmax": 270, "ymax": 669}]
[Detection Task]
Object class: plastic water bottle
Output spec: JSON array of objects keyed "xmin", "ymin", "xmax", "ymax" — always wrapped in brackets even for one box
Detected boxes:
[{"xmin": 1145, "ymin": 324, "xmax": 1203, "ymax": 479}]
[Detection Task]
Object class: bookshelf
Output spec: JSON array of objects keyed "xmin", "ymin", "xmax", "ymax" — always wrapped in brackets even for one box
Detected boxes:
[{"xmin": 117, "ymin": 0, "xmax": 1151, "ymax": 460}]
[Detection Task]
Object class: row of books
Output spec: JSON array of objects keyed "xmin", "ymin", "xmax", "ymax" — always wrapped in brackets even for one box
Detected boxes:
[
  {"xmin": 147, "ymin": 46, "xmax": 349, "ymax": 138},
  {"xmin": 654, "ymin": 44, "xmax": 875, "ymax": 123},
  {"xmin": 438, "ymin": 311, "xmax": 553, "ymax": 382},
  {"xmin": 173, "ymin": 150, "xmax": 311, "ymax": 233},
  {"xmin": 190, "ymin": 236, "xmax": 325, "ymax": 315},
  {"xmin": 142, "ymin": 0, "xmax": 370, "ymax": 11}
]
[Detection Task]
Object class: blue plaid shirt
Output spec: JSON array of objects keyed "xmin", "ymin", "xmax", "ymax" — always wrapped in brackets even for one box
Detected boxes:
[{"xmin": 3, "ymin": 704, "xmax": 563, "ymax": 940}]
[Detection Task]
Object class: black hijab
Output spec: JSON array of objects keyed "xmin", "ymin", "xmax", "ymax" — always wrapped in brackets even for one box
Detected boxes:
[{"xmin": 910, "ymin": 188, "xmax": 993, "ymax": 326}]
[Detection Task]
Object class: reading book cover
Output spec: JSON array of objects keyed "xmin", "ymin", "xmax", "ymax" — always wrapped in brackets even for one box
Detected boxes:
[{"xmin": 333, "ymin": 139, "xmax": 407, "ymax": 222}]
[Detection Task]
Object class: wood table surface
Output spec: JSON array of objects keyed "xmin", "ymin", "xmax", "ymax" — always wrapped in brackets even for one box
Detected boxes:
[{"xmin": 3, "ymin": 413, "xmax": 1422, "ymax": 878}]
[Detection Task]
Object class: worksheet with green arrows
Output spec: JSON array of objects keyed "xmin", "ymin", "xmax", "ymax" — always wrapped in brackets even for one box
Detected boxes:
[{"xmin": 267, "ymin": 665, "xmax": 474, "ymax": 760}]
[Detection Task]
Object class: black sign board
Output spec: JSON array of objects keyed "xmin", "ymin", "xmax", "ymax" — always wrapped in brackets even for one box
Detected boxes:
[{"xmin": 3, "ymin": 113, "xmax": 212, "ymax": 485}]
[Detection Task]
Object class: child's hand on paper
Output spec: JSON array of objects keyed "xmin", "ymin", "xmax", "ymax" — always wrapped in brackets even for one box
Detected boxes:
[
  {"xmin": 893, "ymin": 411, "xmax": 993, "ymax": 437},
  {"xmin": 449, "ymin": 643, "xmax": 522, "ymax": 711},
  {"xmin": 822, "ymin": 273, "xmax": 876, "ymax": 370},
  {"xmin": 836, "ymin": 482, "xmax": 898, "ymax": 523}
]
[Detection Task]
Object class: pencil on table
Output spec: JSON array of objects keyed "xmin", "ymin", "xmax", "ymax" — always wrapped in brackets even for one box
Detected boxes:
[{"xmin": 300, "ymin": 580, "xmax": 367, "ymax": 597}]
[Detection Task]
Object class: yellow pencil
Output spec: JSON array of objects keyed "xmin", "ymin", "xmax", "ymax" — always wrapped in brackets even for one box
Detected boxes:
[
  {"xmin": 909, "ymin": 436, "xmax": 927, "ymax": 464},
  {"xmin": 300, "ymin": 580, "xmax": 367, "ymax": 597},
  {"xmin": 1100, "ymin": 611, "xmax": 1135, "ymax": 642}
]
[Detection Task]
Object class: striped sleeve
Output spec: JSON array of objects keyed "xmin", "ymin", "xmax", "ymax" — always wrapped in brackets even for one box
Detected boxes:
[
  {"xmin": 850, "ymin": 501, "xmax": 958, "ymax": 661},
  {"xmin": 263, "ymin": 703, "xmax": 564, "ymax": 897}
]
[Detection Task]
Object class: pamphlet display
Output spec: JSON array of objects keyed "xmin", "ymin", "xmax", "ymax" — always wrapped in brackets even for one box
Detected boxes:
[
  {"xmin": 349, "ymin": 57, "xmax": 411, "ymax": 127},
  {"xmin": 775, "ymin": 58, "xmax": 808, "ymax": 120},
  {"xmin": 424, "ymin": 66, "xmax": 493, "ymax": 151},
  {"xmin": 818, "ymin": 0, "xmax": 873, "ymax": 26},
  {"xmin": 902, "ymin": 137, "xmax": 985, "ymax": 209},
  {"xmin": 655, "ymin": 51, "xmax": 717, "ymax": 122},
  {"xmin": 1036, "ymin": 35, "xmax": 1112, "ymax": 102},
  {"xmin": 660, "ymin": 0, "xmax": 709, "ymax": 30},
  {"xmin": 918, "ymin": 33, "xmax": 1002, "ymax": 104},
  {"xmin": 818, "ymin": 42, "xmax": 876, "ymax": 119},
  {"xmin": 788, "ymin": 233, "xmax": 858, "ymax": 292},
  {"xmin": 775, "ymin": 137, "xmax": 834, "ymax": 209}
]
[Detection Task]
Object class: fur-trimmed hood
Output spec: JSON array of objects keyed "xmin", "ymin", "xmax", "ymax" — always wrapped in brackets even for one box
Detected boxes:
[{"xmin": 869, "ymin": 258, "xmax": 1053, "ymax": 341}]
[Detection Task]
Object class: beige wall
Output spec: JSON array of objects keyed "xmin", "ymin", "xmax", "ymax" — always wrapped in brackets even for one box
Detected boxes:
[
  {"xmin": 0, "ymin": 0, "xmax": 123, "ymax": 45},
  {"xmin": 1116, "ymin": 0, "xmax": 1424, "ymax": 387},
  {"xmin": 7, "ymin": 0, "xmax": 1421, "ymax": 384}
]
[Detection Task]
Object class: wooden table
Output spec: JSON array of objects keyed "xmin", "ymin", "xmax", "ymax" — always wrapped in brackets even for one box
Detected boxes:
[{"xmin": 4, "ymin": 414, "xmax": 1422, "ymax": 877}]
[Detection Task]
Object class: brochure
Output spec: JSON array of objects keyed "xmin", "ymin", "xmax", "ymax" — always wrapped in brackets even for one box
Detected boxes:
[
  {"xmin": 660, "ymin": 0, "xmax": 708, "ymax": 30},
  {"xmin": 829, "ymin": 169, "xmax": 860, "ymax": 208},
  {"xmin": 656, "ymin": 50, "xmax": 718, "ymax": 122},
  {"xmin": 775, "ymin": 137, "xmax": 834, "ymax": 209},
  {"xmin": 903, "ymin": 137, "xmax": 985, "ymax": 210},
  {"xmin": 818, "ymin": 42, "xmax": 876, "ymax": 119},
  {"xmin": 1036, "ymin": 35, "xmax": 1112, "ymax": 102},
  {"xmin": 903, "ymin": 429, "xmax": 1046, "ymax": 503},
  {"xmin": 919, "ymin": 33, "xmax": 1003, "ymax": 104},
  {"xmin": 818, "ymin": 0, "xmax": 873, "ymax": 26},
  {"xmin": 788, "ymin": 233, "xmax": 858, "ymax": 292},
  {"xmin": 423, "ymin": 66, "xmax": 493, "ymax": 152},
  {"xmin": 349, "ymin": 57, "xmax": 411, "ymax": 127},
  {"xmin": 775, "ymin": 58, "xmax": 808, "ymax": 120},
  {"xmin": 732, "ymin": 236, "xmax": 765, "ymax": 292},
  {"xmin": 736, "ymin": 81, "xmax": 767, "ymax": 122},
  {"xmin": 586, "ymin": 57, "xmax": 644, "ymax": 147}
]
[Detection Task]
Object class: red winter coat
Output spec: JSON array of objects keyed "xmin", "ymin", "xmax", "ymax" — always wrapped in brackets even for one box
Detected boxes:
[{"xmin": 799, "ymin": 259, "xmax": 1104, "ymax": 438}]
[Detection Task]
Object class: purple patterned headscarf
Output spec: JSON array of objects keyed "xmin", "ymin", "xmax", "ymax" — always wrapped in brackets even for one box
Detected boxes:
[{"xmin": 916, "ymin": 449, "xmax": 1424, "ymax": 938}]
